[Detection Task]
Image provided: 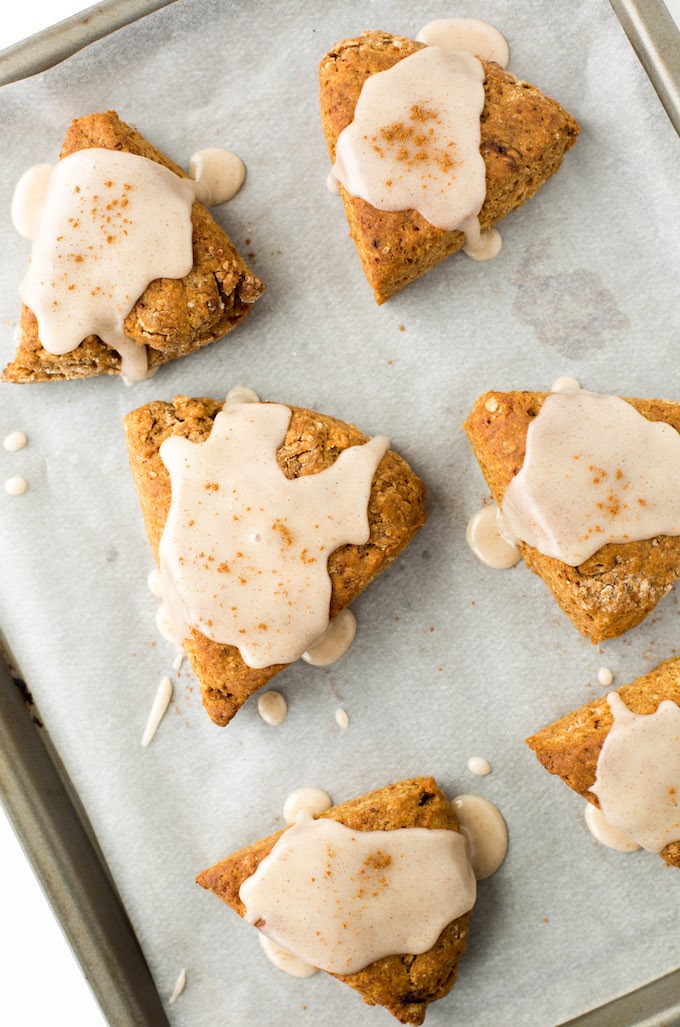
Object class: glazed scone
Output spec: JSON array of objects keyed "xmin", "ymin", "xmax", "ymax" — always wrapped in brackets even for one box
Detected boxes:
[
  {"xmin": 527, "ymin": 656, "xmax": 680, "ymax": 868},
  {"xmin": 125, "ymin": 395, "xmax": 427, "ymax": 725},
  {"xmin": 319, "ymin": 31, "xmax": 579, "ymax": 303},
  {"xmin": 4, "ymin": 111, "xmax": 263, "ymax": 382},
  {"xmin": 463, "ymin": 390, "xmax": 680, "ymax": 642},
  {"xmin": 196, "ymin": 777, "xmax": 474, "ymax": 1025}
]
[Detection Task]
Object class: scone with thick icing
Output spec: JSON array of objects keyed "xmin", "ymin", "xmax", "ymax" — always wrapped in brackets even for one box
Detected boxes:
[
  {"xmin": 527, "ymin": 656, "xmax": 680, "ymax": 867},
  {"xmin": 125, "ymin": 393, "xmax": 427, "ymax": 725},
  {"xmin": 4, "ymin": 111, "xmax": 263, "ymax": 383},
  {"xmin": 464, "ymin": 389, "xmax": 680, "ymax": 642},
  {"xmin": 196, "ymin": 777, "xmax": 476, "ymax": 1024},
  {"xmin": 319, "ymin": 30, "xmax": 579, "ymax": 303}
]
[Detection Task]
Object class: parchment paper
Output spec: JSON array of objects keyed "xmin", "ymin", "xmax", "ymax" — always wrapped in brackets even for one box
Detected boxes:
[{"xmin": 1, "ymin": 1, "xmax": 679, "ymax": 1024}]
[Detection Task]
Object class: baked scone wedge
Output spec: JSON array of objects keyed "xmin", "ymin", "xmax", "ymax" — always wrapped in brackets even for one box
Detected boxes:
[
  {"xmin": 125, "ymin": 394, "xmax": 427, "ymax": 725},
  {"xmin": 319, "ymin": 31, "xmax": 579, "ymax": 303},
  {"xmin": 526, "ymin": 657, "xmax": 680, "ymax": 867},
  {"xmin": 4, "ymin": 110, "xmax": 263, "ymax": 383},
  {"xmin": 196, "ymin": 777, "xmax": 474, "ymax": 1024},
  {"xmin": 463, "ymin": 390, "xmax": 680, "ymax": 642}
]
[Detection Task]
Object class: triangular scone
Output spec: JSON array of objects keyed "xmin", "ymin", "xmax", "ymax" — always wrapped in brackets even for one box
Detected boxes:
[
  {"xmin": 196, "ymin": 777, "xmax": 472, "ymax": 1025},
  {"xmin": 3, "ymin": 110, "xmax": 264, "ymax": 382},
  {"xmin": 463, "ymin": 391, "xmax": 680, "ymax": 643},
  {"xmin": 125, "ymin": 395, "xmax": 427, "ymax": 725},
  {"xmin": 527, "ymin": 657, "xmax": 680, "ymax": 868},
  {"xmin": 319, "ymin": 32, "xmax": 579, "ymax": 304}
]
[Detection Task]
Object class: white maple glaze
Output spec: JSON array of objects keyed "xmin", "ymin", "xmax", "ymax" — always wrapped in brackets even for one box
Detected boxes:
[
  {"xmin": 257, "ymin": 787, "xmax": 333, "ymax": 978},
  {"xmin": 225, "ymin": 385, "xmax": 260, "ymax": 405},
  {"xmin": 282, "ymin": 788, "xmax": 332, "ymax": 824},
  {"xmin": 168, "ymin": 968, "xmax": 187, "ymax": 1004},
  {"xmin": 467, "ymin": 756, "xmax": 492, "ymax": 777},
  {"xmin": 188, "ymin": 148, "xmax": 245, "ymax": 205},
  {"xmin": 11, "ymin": 163, "xmax": 53, "ymax": 240},
  {"xmin": 550, "ymin": 375, "xmax": 581, "ymax": 393},
  {"xmin": 335, "ymin": 707, "xmax": 350, "ymax": 729},
  {"xmin": 584, "ymin": 802, "xmax": 641, "ymax": 853},
  {"xmin": 258, "ymin": 934, "xmax": 319, "ymax": 978},
  {"xmin": 18, "ymin": 149, "xmax": 196, "ymax": 382},
  {"xmin": 147, "ymin": 567, "xmax": 164, "ymax": 598},
  {"xmin": 239, "ymin": 813, "xmax": 475, "ymax": 975},
  {"xmin": 257, "ymin": 691, "xmax": 288, "ymax": 726},
  {"xmin": 141, "ymin": 675, "xmax": 173, "ymax": 747},
  {"xmin": 590, "ymin": 693, "xmax": 680, "ymax": 852},
  {"xmin": 416, "ymin": 18, "xmax": 510, "ymax": 67},
  {"xmin": 463, "ymin": 226, "xmax": 503, "ymax": 261},
  {"xmin": 502, "ymin": 390, "xmax": 680, "ymax": 566},
  {"xmin": 4, "ymin": 476, "xmax": 27, "ymax": 496},
  {"xmin": 158, "ymin": 402, "xmax": 388, "ymax": 669},
  {"xmin": 3, "ymin": 432, "xmax": 27, "ymax": 452},
  {"xmin": 155, "ymin": 602, "xmax": 182, "ymax": 650},
  {"xmin": 466, "ymin": 504, "xmax": 521, "ymax": 569},
  {"xmin": 301, "ymin": 608, "xmax": 357, "ymax": 666},
  {"xmin": 451, "ymin": 794, "xmax": 508, "ymax": 879},
  {"xmin": 333, "ymin": 46, "xmax": 487, "ymax": 243}
]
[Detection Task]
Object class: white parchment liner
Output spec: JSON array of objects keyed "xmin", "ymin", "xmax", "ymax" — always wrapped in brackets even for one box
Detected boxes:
[{"xmin": 0, "ymin": 1, "xmax": 679, "ymax": 1024}]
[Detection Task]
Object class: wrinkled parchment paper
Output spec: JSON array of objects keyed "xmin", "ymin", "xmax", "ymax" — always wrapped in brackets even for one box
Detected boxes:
[{"xmin": 1, "ymin": 1, "xmax": 679, "ymax": 1023}]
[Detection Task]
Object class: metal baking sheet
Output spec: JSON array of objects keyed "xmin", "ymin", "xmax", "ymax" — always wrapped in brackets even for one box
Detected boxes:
[
  {"xmin": 0, "ymin": 2, "xmax": 679, "ymax": 1025},
  {"xmin": 0, "ymin": 0, "xmax": 178, "ymax": 86},
  {"xmin": 0, "ymin": 646, "xmax": 170, "ymax": 1026},
  {"xmin": 609, "ymin": 0, "xmax": 680, "ymax": 133}
]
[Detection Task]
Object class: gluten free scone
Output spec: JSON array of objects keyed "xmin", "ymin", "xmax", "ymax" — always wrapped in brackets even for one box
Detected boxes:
[
  {"xmin": 319, "ymin": 25, "xmax": 579, "ymax": 303},
  {"xmin": 124, "ymin": 392, "xmax": 427, "ymax": 726},
  {"xmin": 196, "ymin": 777, "xmax": 475, "ymax": 1025},
  {"xmin": 527, "ymin": 657, "xmax": 680, "ymax": 868},
  {"xmin": 4, "ymin": 111, "xmax": 263, "ymax": 383},
  {"xmin": 463, "ymin": 388, "xmax": 680, "ymax": 642}
]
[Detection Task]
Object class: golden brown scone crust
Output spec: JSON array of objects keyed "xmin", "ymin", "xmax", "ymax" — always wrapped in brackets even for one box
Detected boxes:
[
  {"xmin": 463, "ymin": 391, "xmax": 680, "ymax": 643},
  {"xmin": 4, "ymin": 111, "xmax": 263, "ymax": 383},
  {"xmin": 125, "ymin": 396, "xmax": 427, "ymax": 725},
  {"xmin": 196, "ymin": 777, "xmax": 472, "ymax": 1025},
  {"xmin": 319, "ymin": 32, "xmax": 579, "ymax": 303},
  {"xmin": 527, "ymin": 656, "xmax": 680, "ymax": 868}
]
